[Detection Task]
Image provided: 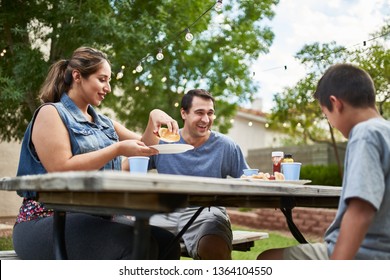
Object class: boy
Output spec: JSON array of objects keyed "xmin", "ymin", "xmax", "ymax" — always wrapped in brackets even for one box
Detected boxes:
[{"xmin": 257, "ymin": 64, "xmax": 390, "ymax": 260}]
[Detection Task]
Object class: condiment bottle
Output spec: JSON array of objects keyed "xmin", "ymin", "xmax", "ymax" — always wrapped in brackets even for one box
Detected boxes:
[
  {"xmin": 271, "ymin": 151, "xmax": 284, "ymax": 174},
  {"xmin": 282, "ymin": 154, "xmax": 294, "ymax": 163}
]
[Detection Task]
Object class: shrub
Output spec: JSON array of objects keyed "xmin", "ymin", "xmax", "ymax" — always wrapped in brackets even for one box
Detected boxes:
[{"xmin": 301, "ymin": 164, "xmax": 342, "ymax": 186}]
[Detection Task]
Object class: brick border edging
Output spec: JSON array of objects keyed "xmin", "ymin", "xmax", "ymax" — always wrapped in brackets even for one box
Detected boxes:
[
  {"xmin": 227, "ymin": 207, "xmax": 336, "ymax": 239},
  {"xmin": 1, "ymin": 208, "xmax": 336, "ymax": 240}
]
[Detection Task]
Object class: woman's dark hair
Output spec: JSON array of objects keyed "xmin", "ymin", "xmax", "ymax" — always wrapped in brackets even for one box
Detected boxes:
[
  {"xmin": 181, "ymin": 89, "xmax": 215, "ymax": 113},
  {"xmin": 39, "ymin": 47, "xmax": 110, "ymax": 103},
  {"xmin": 314, "ymin": 64, "xmax": 376, "ymax": 111}
]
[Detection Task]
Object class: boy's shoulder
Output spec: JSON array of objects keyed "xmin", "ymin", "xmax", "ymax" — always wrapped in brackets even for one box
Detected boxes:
[{"xmin": 352, "ymin": 118, "xmax": 390, "ymax": 138}]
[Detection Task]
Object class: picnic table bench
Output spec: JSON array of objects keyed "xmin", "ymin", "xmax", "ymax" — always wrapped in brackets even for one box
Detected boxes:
[{"xmin": 0, "ymin": 230, "xmax": 269, "ymax": 260}]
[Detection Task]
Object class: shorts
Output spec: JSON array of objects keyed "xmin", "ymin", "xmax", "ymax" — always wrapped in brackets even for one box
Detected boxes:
[
  {"xmin": 283, "ymin": 242, "xmax": 329, "ymax": 260},
  {"xmin": 150, "ymin": 206, "xmax": 233, "ymax": 259}
]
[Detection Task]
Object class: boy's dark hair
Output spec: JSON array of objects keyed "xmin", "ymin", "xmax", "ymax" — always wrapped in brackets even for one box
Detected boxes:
[
  {"xmin": 181, "ymin": 89, "xmax": 215, "ymax": 113},
  {"xmin": 314, "ymin": 64, "xmax": 376, "ymax": 111}
]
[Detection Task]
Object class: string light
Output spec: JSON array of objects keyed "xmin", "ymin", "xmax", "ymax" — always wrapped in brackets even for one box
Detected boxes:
[
  {"xmin": 185, "ymin": 28, "xmax": 194, "ymax": 41},
  {"xmin": 0, "ymin": 48, "xmax": 6, "ymax": 58},
  {"xmin": 215, "ymin": 0, "xmax": 223, "ymax": 12},
  {"xmin": 116, "ymin": 2, "xmax": 388, "ymax": 82},
  {"xmin": 156, "ymin": 48, "xmax": 164, "ymax": 60},
  {"xmin": 135, "ymin": 62, "xmax": 143, "ymax": 73},
  {"xmin": 252, "ymin": 31, "xmax": 389, "ymax": 75},
  {"xmin": 116, "ymin": 65, "xmax": 125, "ymax": 80},
  {"xmin": 121, "ymin": 2, "xmax": 217, "ymax": 77}
]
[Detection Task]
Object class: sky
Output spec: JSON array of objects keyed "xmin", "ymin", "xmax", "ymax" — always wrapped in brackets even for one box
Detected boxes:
[{"xmin": 250, "ymin": 0, "xmax": 389, "ymax": 112}]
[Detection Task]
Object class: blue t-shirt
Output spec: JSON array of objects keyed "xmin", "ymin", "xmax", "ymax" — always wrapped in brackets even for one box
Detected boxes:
[
  {"xmin": 324, "ymin": 118, "xmax": 390, "ymax": 259},
  {"xmin": 149, "ymin": 130, "xmax": 248, "ymax": 178}
]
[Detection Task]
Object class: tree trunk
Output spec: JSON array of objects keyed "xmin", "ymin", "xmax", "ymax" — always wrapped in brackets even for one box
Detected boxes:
[{"xmin": 328, "ymin": 121, "xmax": 343, "ymax": 179}]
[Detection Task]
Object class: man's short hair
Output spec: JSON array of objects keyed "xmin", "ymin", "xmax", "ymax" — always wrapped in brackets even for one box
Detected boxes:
[{"xmin": 181, "ymin": 89, "xmax": 215, "ymax": 113}]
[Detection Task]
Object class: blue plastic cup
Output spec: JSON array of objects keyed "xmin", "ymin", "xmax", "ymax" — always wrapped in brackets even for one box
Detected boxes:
[
  {"xmin": 281, "ymin": 162, "xmax": 301, "ymax": 180},
  {"xmin": 243, "ymin": 168, "xmax": 259, "ymax": 176},
  {"xmin": 128, "ymin": 156, "xmax": 150, "ymax": 174}
]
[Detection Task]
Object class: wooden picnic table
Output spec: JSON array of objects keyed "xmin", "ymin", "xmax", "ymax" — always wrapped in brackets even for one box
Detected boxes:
[{"xmin": 0, "ymin": 170, "xmax": 341, "ymax": 259}]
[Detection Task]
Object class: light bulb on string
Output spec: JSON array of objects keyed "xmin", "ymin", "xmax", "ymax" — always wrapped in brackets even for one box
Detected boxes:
[
  {"xmin": 156, "ymin": 48, "xmax": 164, "ymax": 60},
  {"xmin": 116, "ymin": 71, "xmax": 123, "ymax": 80},
  {"xmin": 215, "ymin": 0, "xmax": 223, "ymax": 12},
  {"xmin": 135, "ymin": 62, "xmax": 143, "ymax": 73},
  {"xmin": 185, "ymin": 28, "xmax": 194, "ymax": 41},
  {"xmin": 116, "ymin": 65, "xmax": 125, "ymax": 80}
]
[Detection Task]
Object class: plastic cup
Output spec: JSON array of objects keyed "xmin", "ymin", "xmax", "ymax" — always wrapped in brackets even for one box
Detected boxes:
[
  {"xmin": 243, "ymin": 168, "xmax": 259, "ymax": 176},
  {"xmin": 281, "ymin": 162, "xmax": 302, "ymax": 180},
  {"xmin": 128, "ymin": 156, "xmax": 149, "ymax": 174}
]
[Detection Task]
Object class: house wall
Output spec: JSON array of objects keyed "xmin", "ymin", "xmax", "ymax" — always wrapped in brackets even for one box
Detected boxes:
[
  {"xmin": 0, "ymin": 141, "xmax": 22, "ymax": 217},
  {"xmin": 226, "ymin": 112, "xmax": 287, "ymax": 158}
]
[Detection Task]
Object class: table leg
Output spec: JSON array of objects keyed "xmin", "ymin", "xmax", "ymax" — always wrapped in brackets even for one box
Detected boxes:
[
  {"xmin": 280, "ymin": 197, "xmax": 308, "ymax": 244},
  {"xmin": 53, "ymin": 211, "xmax": 68, "ymax": 259},
  {"xmin": 132, "ymin": 216, "xmax": 151, "ymax": 259}
]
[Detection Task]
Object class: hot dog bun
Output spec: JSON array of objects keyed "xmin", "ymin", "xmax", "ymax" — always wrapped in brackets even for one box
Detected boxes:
[
  {"xmin": 158, "ymin": 127, "xmax": 180, "ymax": 142},
  {"xmin": 274, "ymin": 172, "xmax": 285, "ymax": 180}
]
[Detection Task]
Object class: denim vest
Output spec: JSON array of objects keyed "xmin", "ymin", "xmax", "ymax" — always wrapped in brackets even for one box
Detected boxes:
[{"xmin": 17, "ymin": 94, "xmax": 121, "ymax": 198}]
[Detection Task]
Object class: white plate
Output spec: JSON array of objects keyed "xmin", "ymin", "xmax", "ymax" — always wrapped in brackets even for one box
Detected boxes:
[
  {"xmin": 150, "ymin": 144, "xmax": 194, "ymax": 154},
  {"xmin": 239, "ymin": 178, "xmax": 312, "ymax": 185}
]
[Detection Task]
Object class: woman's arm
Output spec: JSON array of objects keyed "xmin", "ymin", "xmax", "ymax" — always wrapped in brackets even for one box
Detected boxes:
[
  {"xmin": 32, "ymin": 105, "xmax": 156, "ymax": 172},
  {"xmin": 113, "ymin": 109, "xmax": 179, "ymax": 146}
]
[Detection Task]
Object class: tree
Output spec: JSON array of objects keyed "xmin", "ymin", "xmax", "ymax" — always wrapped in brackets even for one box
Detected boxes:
[
  {"xmin": 269, "ymin": 41, "xmax": 349, "ymax": 144},
  {"xmin": 270, "ymin": 24, "xmax": 390, "ymax": 144},
  {"xmin": 351, "ymin": 22, "xmax": 390, "ymax": 119},
  {"xmin": 0, "ymin": 0, "xmax": 279, "ymax": 142},
  {"xmin": 269, "ymin": 23, "xmax": 390, "ymax": 178}
]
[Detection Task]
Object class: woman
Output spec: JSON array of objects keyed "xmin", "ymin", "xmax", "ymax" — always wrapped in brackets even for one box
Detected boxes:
[{"xmin": 13, "ymin": 46, "xmax": 180, "ymax": 260}]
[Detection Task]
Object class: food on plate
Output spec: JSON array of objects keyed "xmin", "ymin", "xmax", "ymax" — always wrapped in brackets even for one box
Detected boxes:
[
  {"xmin": 157, "ymin": 127, "xmax": 180, "ymax": 142},
  {"xmin": 241, "ymin": 171, "xmax": 285, "ymax": 181},
  {"xmin": 274, "ymin": 172, "xmax": 285, "ymax": 180}
]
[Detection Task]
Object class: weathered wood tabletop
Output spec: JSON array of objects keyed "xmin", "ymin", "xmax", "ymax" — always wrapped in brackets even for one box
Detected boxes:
[
  {"xmin": 0, "ymin": 170, "xmax": 341, "ymax": 259},
  {"xmin": 0, "ymin": 170, "xmax": 341, "ymax": 211}
]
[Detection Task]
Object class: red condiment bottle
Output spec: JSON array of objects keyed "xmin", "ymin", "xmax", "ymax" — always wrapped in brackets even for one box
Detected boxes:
[{"xmin": 271, "ymin": 151, "xmax": 284, "ymax": 174}]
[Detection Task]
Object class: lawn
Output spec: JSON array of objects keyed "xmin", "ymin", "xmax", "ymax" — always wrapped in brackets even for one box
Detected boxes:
[
  {"xmin": 0, "ymin": 236, "xmax": 13, "ymax": 251},
  {"xmin": 231, "ymin": 226, "xmax": 299, "ymax": 260}
]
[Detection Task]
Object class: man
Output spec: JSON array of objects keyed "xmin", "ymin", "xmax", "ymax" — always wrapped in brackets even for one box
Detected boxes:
[{"xmin": 149, "ymin": 89, "xmax": 249, "ymax": 259}]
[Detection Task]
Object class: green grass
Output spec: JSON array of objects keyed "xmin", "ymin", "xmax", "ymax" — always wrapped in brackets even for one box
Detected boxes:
[
  {"xmin": 0, "ymin": 236, "xmax": 13, "ymax": 251},
  {"xmin": 231, "ymin": 226, "xmax": 299, "ymax": 260}
]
